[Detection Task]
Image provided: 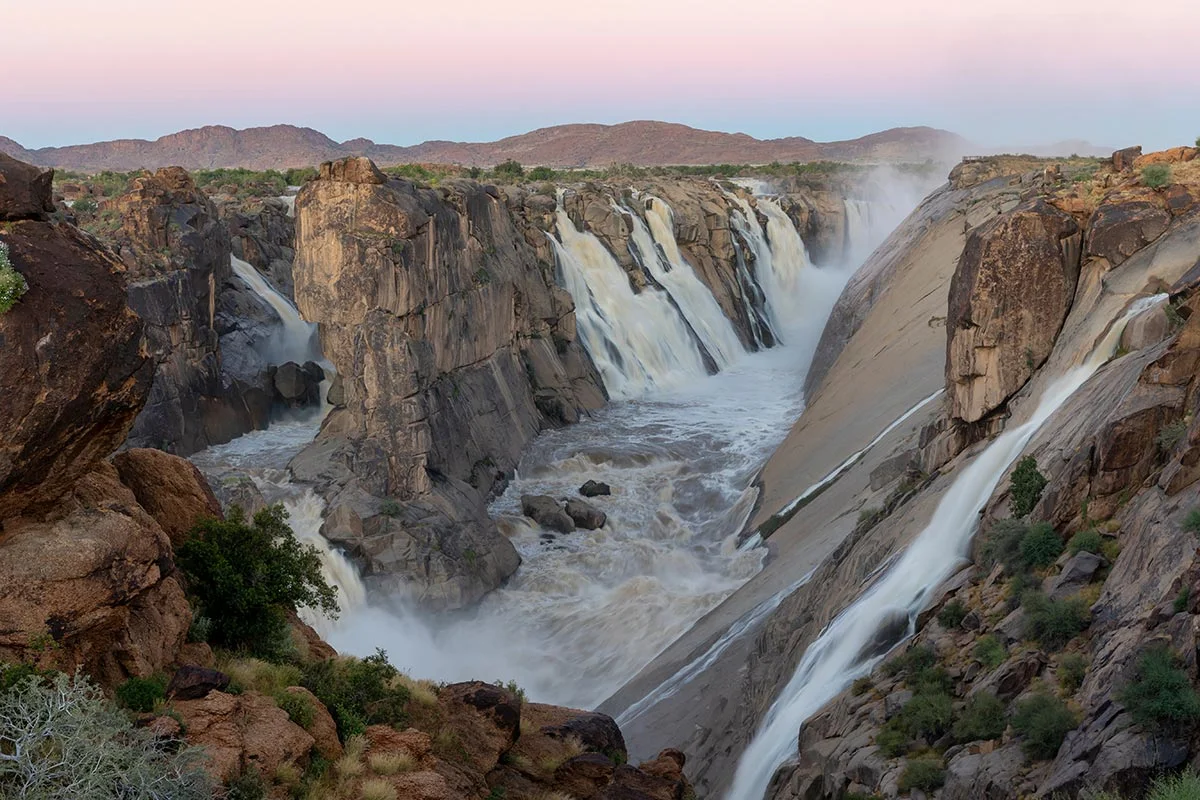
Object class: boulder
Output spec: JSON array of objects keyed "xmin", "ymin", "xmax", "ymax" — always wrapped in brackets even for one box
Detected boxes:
[
  {"xmin": 174, "ymin": 690, "xmax": 314, "ymax": 784},
  {"xmin": 946, "ymin": 199, "xmax": 1081, "ymax": 423},
  {"xmin": 539, "ymin": 709, "xmax": 627, "ymax": 758},
  {"xmin": 566, "ymin": 497, "xmax": 607, "ymax": 530},
  {"xmin": 208, "ymin": 471, "xmax": 269, "ymax": 516},
  {"xmin": 0, "ymin": 152, "xmax": 55, "ymax": 220},
  {"xmin": 555, "ymin": 752, "xmax": 618, "ymax": 797},
  {"xmin": 318, "ymin": 156, "xmax": 388, "ymax": 184},
  {"xmin": 1045, "ymin": 551, "xmax": 1106, "ymax": 600},
  {"xmin": 1112, "ymin": 146, "xmax": 1143, "ymax": 171},
  {"xmin": 439, "ymin": 682, "xmax": 522, "ymax": 774},
  {"xmin": 522, "ymin": 494, "xmax": 576, "ymax": 533},
  {"xmin": 1119, "ymin": 295, "xmax": 1171, "ymax": 352},
  {"xmin": 580, "ymin": 479, "xmax": 613, "ymax": 497},
  {"xmin": 0, "ymin": 215, "xmax": 152, "ymax": 518},
  {"xmin": 167, "ymin": 665, "xmax": 231, "ymax": 700},
  {"xmin": 112, "ymin": 448, "xmax": 223, "ymax": 545},
  {"xmin": 942, "ymin": 744, "xmax": 1024, "ymax": 800},
  {"xmin": 272, "ymin": 360, "xmax": 321, "ymax": 407},
  {"xmin": 285, "ymin": 686, "xmax": 342, "ymax": 760},
  {"xmin": 1085, "ymin": 188, "xmax": 1171, "ymax": 268}
]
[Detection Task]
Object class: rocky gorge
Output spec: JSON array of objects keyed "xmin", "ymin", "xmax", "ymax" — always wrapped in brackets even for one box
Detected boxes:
[{"xmin": 4, "ymin": 128, "xmax": 1200, "ymax": 800}]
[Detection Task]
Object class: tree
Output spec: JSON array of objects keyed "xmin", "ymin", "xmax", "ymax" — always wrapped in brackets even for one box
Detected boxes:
[
  {"xmin": 1009, "ymin": 456, "xmax": 1047, "ymax": 518},
  {"xmin": 176, "ymin": 504, "xmax": 338, "ymax": 653},
  {"xmin": 493, "ymin": 160, "xmax": 524, "ymax": 178}
]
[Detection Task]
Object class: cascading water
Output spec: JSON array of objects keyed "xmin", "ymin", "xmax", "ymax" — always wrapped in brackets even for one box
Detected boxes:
[
  {"xmin": 230, "ymin": 255, "xmax": 318, "ymax": 364},
  {"xmin": 551, "ymin": 202, "xmax": 710, "ymax": 398},
  {"xmin": 635, "ymin": 197, "xmax": 745, "ymax": 368},
  {"xmin": 726, "ymin": 295, "xmax": 1166, "ymax": 800}
]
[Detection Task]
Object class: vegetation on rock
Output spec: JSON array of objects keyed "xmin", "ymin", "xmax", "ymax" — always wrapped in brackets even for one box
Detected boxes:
[
  {"xmin": 1009, "ymin": 456, "xmax": 1048, "ymax": 518},
  {"xmin": 1118, "ymin": 646, "xmax": 1200, "ymax": 732},
  {"xmin": 1011, "ymin": 691, "xmax": 1077, "ymax": 760},
  {"xmin": 0, "ymin": 241, "xmax": 28, "ymax": 315},
  {"xmin": 176, "ymin": 504, "xmax": 339, "ymax": 655},
  {"xmin": 1142, "ymin": 164, "xmax": 1172, "ymax": 189},
  {"xmin": 1019, "ymin": 521, "xmax": 1064, "ymax": 568},
  {"xmin": 1022, "ymin": 591, "xmax": 1090, "ymax": 651},
  {"xmin": 300, "ymin": 649, "xmax": 411, "ymax": 741},
  {"xmin": 115, "ymin": 674, "xmax": 168, "ymax": 713}
]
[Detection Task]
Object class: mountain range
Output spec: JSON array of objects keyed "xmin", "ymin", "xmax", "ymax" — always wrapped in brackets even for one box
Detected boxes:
[{"xmin": 1, "ymin": 122, "xmax": 978, "ymax": 172}]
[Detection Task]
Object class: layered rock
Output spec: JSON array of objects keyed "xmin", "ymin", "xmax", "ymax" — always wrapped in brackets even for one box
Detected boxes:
[
  {"xmin": 221, "ymin": 195, "xmax": 297, "ymax": 299},
  {"xmin": 946, "ymin": 198, "xmax": 1082, "ymax": 423},
  {"xmin": 292, "ymin": 157, "xmax": 605, "ymax": 610}
]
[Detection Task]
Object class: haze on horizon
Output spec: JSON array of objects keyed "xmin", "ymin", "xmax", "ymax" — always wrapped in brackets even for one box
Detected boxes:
[{"xmin": 3, "ymin": 0, "xmax": 1198, "ymax": 152}]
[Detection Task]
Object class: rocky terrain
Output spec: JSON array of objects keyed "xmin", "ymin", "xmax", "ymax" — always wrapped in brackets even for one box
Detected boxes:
[
  {"xmin": 0, "ymin": 154, "xmax": 698, "ymax": 800},
  {"xmin": 0, "ymin": 121, "xmax": 968, "ymax": 171}
]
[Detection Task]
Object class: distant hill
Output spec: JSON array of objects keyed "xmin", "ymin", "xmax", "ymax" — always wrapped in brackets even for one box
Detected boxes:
[{"xmin": 0, "ymin": 122, "xmax": 972, "ymax": 172}]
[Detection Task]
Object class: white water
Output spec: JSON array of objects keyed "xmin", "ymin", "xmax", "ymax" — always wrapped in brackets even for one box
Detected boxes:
[
  {"xmin": 230, "ymin": 255, "xmax": 318, "ymax": 364},
  {"xmin": 552, "ymin": 204, "xmax": 710, "ymax": 398},
  {"xmin": 727, "ymin": 296, "xmax": 1165, "ymax": 800},
  {"xmin": 636, "ymin": 197, "xmax": 746, "ymax": 368}
]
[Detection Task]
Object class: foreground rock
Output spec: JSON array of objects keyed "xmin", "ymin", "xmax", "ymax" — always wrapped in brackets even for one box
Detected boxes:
[
  {"xmin": 566, "ymin": 497, "xmax": 607, "ymax": 529},
  {"xmin": 522, "ymin": 494, "xmax": 577, "ymax": 533},
  {"xmin": 292, "ymin": 158, "xmax": 606, "ymax": 610}
]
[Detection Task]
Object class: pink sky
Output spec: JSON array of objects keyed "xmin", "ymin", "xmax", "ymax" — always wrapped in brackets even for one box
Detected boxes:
[{"xmin": 3, "ymin": 0, "xmax": 1198, "ymax": 149}]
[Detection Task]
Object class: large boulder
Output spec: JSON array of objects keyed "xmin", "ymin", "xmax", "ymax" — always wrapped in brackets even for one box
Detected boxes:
[
  {"xmin": 0, "ymin": 152, "xmax": 54, "ymax": 220},
  {"xmin": 1085, "ymin": 187, "xmax": 1171, "ymax": 268},
  {"xmin": 522, "ymin": 494, "xmax": 576, "ymax": 533},
  {"xmin": 112, "ymin": 448, "xmax": 223, "ymax": 545},
  {"xmin": 566, "ymin": 497, "xmax": 607, "ymax": 530},
  {"xmin": 946, "ymin": 198, "xmax": 1081, "ymax": 423},
  {"xmin": 0, "ymin": 196, "xmax": 152, "ymax": 518}
]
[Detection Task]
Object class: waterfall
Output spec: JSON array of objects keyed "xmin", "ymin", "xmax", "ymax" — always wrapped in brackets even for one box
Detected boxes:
[
  {"xmin": 230, "ymin": 255, "xmax": 319, "ymax": 364},
  {"xmin": 726, "ymin": 295, "xmax": 1167, "ymax": 800},
  {"xmin": 843, "ymin": 199, "xmax": 873, "ymax": 266},
  {"xmin": 627, "ymin": 198, "xmax": 745, "ymax": 369},
  {"xmin": 551, "ymin": 203, "xmax": 710, "ymax": 398}
]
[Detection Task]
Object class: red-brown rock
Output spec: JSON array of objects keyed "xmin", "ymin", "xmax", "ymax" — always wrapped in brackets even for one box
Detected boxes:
[
  {"xmin": 113, "ymin": 448, "xmax": 222, "ymax": 545},
  {"xmin": 0, "ymin": 152, "xmax": 55, "ymax": 220},
  {"xmin": 1086, "ymin": 188, "xmax": 1171, "ymax": 268}
]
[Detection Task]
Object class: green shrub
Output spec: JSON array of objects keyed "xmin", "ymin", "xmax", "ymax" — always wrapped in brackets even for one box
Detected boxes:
[
  {"xmin": 1020, "ymin": 522, "xmax": 1063, "ymax": 568},
  {"xmin": 852, "ymin": 676, "xmax": 874, "ymax": 696},
  {"xmin": 274, "ymin": 689, "xmax": 314, "ymax": 729},
  {"xmin": 1148, "ymin": 770, "xmax": 1200, "ymax": 800},
  {"xmin": 938, "ymin": 599, "xmax": 968, "ymax": 629},
  {"xmin": 1174, "ymin": 586, "xmax": 1191, "ymax": 614},
  {"xmin": 1012, "ymin": 692, "xmax": 1077, "ymax": 759},
  {"xmin": 176, "ymin": 504, "xmax": 338, "ymax": 654},
  {"xmin": 226, "ymin": 767, "xmax": 266, "ymax": 800},
  {"xmin": 1022, "ymin": 591, "xmax": 1090, "ymax": 651},
  {"xmin": 1118, "ymin": 646, "xmax": 1200, "ymax": 731},
  {"xmin": 0, "ymin": 671, "xmax": 211, "ymax": 798},
  {"xmin": 1067, "ymin": 529, "xmax": 1104, "ymax": 556},
  {"xmin": 980, "ymin": 518, "xmax": 1029, "ymax": 573},
  {"xmin": 899, "ymin": 691, "xmax": 954, "ymax": 740},
  {"xmin": 875, "ymin": 719, "xmax": 909, "ymax": 757},
  {"xmin": 284, "ymin": 167, "xmax": 318, "ymax": 186},
  {"xmin": 1183, "ymin": 508, "xmax": 1200, "ymax": 535},
  {"xmin": 187, "ymin": 614, "xmax": 213, "ymax": 644},
  {"xmin": 527, "ymin": 166, "xmax": 555, "ymax": 181},
  {"xmin": 883, "ymin": 644, "xmax": 937, "ymax": 678},
  {"xmin": 1058, "ymin": 653, "xmax": 1088, "ymax": 693},
  {"xmin": 953, "ymin": 691, "xmax": 1007, "ymax": 742},
  {"xmin": 379, "ymin": 499, "xmax": 402, "ymax": 518},
  {"xmin": 115, "ymin": 674, "xmax": 167, "ymax": 713},
  {"xmin": 493, "ymin": 159, "xmax": 524, "ymax": 178},
  {"xmin": 72, "ymin": 197, "xmax": 99, "ymax": 214},
  {"xmin": 1009, "ymin": 456, "xmax": 1048, "ymax": 518},
  {"xmin": 974, "ymin": 635, "xmax": 1008, "ymax": 669},
  {"xmin": 0, "ymin": 242, "xmax": 28, "ymax": 315},
  {"xmin": 301, "ymin": 649, "xmax": 411, "ymax": 741},
  {"xmin": 898, "ymin": 757, "xmax": 945, "ymax": 793},
  {"xmin": 1142, "ymin": 164, "xmax": 1172, "ymax": 189},
  {"xmin": 1157, "ymin": 420, "xmax": 1189, "ymax": 452}
]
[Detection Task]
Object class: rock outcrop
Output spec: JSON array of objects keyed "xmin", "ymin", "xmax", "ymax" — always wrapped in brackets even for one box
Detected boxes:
[
  {"xmin": 221, "ymin": 195, "xmax": 297, "ymax": 299},
  {"xmin": 110, "ymin": 167, "xmax": 270, "ymax": 454},
  {"xmin": 946, "ymin": 198, "xmax": 1082, "ymax": 423},
  {"xmin": 292, "ymin": 158, "xmax": 605, "ymax": 610}
]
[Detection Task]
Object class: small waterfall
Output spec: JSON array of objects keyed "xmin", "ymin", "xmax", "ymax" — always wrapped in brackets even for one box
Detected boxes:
[
  {"xmin": 843, "ymin": 199, "xmax": 873, "ymax": 266},
  {"xmin": 726, "ymin": 296, "xmax": 1166, "ymax": 800},
  {"xmin": 627, "ymin": 198, "xmax": 746, "ymax": 369},
  {"xmin": 230, "ymin": 255, "xmax": 318, "ymax": 364},
  {"xmin": 551, "ymin": 203, "xmax": 710, "ymax": 399}
]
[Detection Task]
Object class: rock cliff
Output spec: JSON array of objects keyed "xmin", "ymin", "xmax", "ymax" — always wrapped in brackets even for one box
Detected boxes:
[{"xmin": 292, "ymin": 158, "xmax": 606, "ymax": 610}]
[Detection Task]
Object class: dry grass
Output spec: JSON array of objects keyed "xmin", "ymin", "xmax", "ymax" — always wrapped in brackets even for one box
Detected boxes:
[
  {"xmin": 359, "ymin": 778, "xmax": 398, "ymax": 800},
  {"xmin": 538, "ymin": 793, "xmax": 577, "ymax": 800},
  {"xmin": 394, "ymin": 673, "xmax": 439, "ymax": 707},
  {"xmin": 367, "ymin": 751, "xmax": 416, "ymax": 775},
  {"xmin": 273, "ymin": 762, "xmax": 302, "ymax": 787},
  {"xmin": 220, "ymin": 656, "xmax": 302, "ymax": 694},
  {"xmin": 536, "ymin": 735, "xmax": 585, "ymax": 776}
]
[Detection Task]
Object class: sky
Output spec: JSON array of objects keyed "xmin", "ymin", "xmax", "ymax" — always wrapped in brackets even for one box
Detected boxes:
[{"xmin": 3, "ymin": 0, "xmax": 1199, "ymax": 151}]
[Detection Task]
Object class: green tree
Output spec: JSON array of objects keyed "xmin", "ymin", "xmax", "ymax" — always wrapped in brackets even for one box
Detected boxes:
[
  {"xmin": 1019, "ymin": 522, "xmax": 1063, "ymax": 568},
  {"xmin": 176, "ymin": 504, "xmax": 338, "ymax": 652},
  {"xmin": 1009, "ymin": 456, "xmax": 1047, "ymax": 518},
  {"xmin": 493, "ymin": 159, "xmax": 524, "ymax": 178},
  {"xmin": 0, "ymin": 242, "xmax": 28, "ymax": 315}
]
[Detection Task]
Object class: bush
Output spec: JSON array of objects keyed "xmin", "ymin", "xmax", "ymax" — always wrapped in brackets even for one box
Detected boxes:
[
  {"xmin": 852, "ymin": 676, "xmax": 874, "ymax": 696},
  {"xmin": 72, "ymin": 197, "xmax": 99, "ymax": 214},
  {"xmin": 938, "ymin": 599, "xmax": 968, "ymax": 629},
  {"xmin": 1009, "ymin": 456, "xmax": 1048, "ymax": 518},
  {"xmin": 301, "ymin": 649, "xmax": 411, "ymax": 741},
  {"xmin": 176, "ymin": 504, "xmax": 338, "ymax": 653},
  {"xmin": 1143, "ymin": 164, "xmax": 1172, "ymax": 189},
  {"xmin": 115, "ymin": 674, "xmax": 167, "ymax": 712},
  {"xmin": 1157, "ymin": 420, "xmax": 1188, "ymax": 452},
  {"xmin": 883, "ymin": 644, "xmax": 937, "ymax": 678},
  {"xmin": 1020, "ymin": 522, "xmax": 1063, "ymax": 568},
  {"xmin": 1022, "ymin": 591, "xmax": 1090, "ymax": 651},
  {"xmin": 284, "ymin": 167, "xmax": 318, "ymax": 186},
  {"xmin": 1058, "ymin": 653, "xmax": 1088, "ymax": 693},
  {"xmin": 974, "ymin": 635, "xmax": 1008, "ymax": 669},
  {"xmin": 0, "ymin": 242, "xmax": 29, "ymax": 315},
  {"xmin": 379, "ymin": 499, "xmax": 402, "ymax": 518},
  {"xmin": 898, "ymin": 757, "xmax": 945, "ymax": 792},
  {"xmin": 226, "ymin": 768, "xmax": 266, "ymax": 800},
  {"xmin": 1012, "ymin": 692, "xmax": 1077, "ymax": 759},
  {"xmin": 527, "ymin": 166, "xmax": 555, "ymax": 181},
  {"xmin": 1183, "ymin": 508, "xmax": 1200, "ymax": 535},
  {"xmin": 493, "ymin": 159, "xmax": 524, "ymax": 178},
  {"xmin": 0, "ymin": 671, "xmax": 211, "ymax": 798},
  {"xmin": 953, "ymin": 691, "xmax": 1007, "ymax": 742},
  {"xmin": 1067, "ymin": 529, "xmax": 1104, "ymax": 556},
  {"xmin": 1118, "ymin": 646, "xmax": 1200, "ymax": 731},
  {"xmin": 899, "ymin": 691, "xmax": 954, "ymax": 740},
  {"xmin": 1148, "ymin": 770, "xmax": 1200, "ymax": 800},
  {"xmin": 875, "ymin": 719, "xmax": 909, "ymax": 757},
  {"xmin": 1175, "ymin": 586, "xmax": 1191, "ymax": 614},
  {"xmin": 980, "ymin": 518, "xmax": 1029, "ymax": 573},
  {"xmin": 274, "ymin": 689, "xmax": 314, "ymax": 729}
]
